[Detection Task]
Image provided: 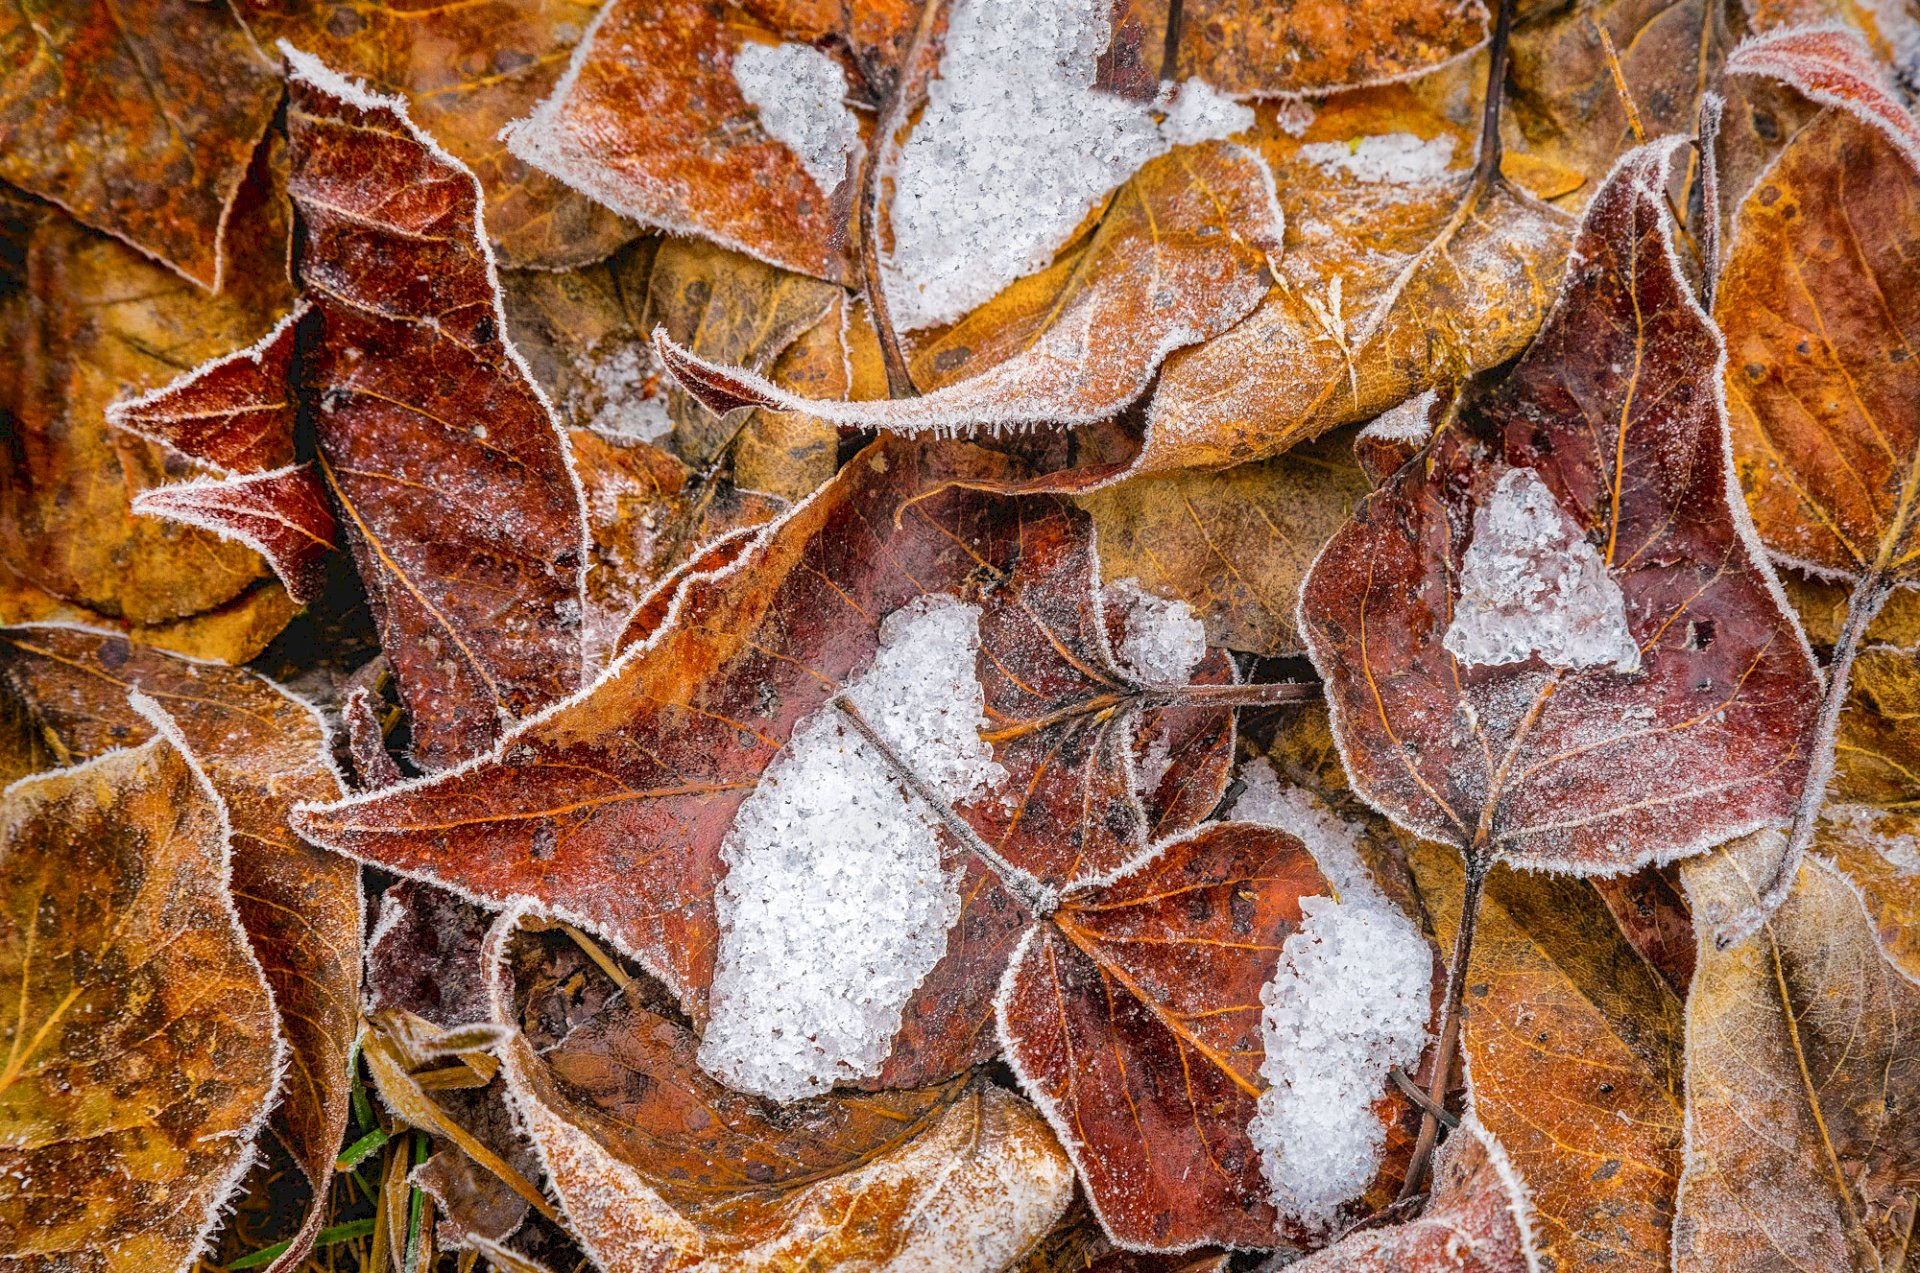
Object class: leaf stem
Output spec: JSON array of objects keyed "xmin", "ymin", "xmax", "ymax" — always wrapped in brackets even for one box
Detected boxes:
[
  {"xmin": 833, "ymin": 695, "xmax": 1058, "ymax": 916},
  {"xmin": 1161, "ymin": 0, "xmax": 1184, "ymax": 82},
  {"xmin": 1469, "ymin": 0, "xmax": 1518, "ymax": 194},
  {"xmin": 1398, "ymin": 852, "xmax": 1490, "ymax": 1200},
  {"xmin": 1733, "ymin": 569, "xmax": 1893, "ymax": 944},
  {"xmin": 859, "ymin": 0, "xmax": 946, "ymax": 399}
]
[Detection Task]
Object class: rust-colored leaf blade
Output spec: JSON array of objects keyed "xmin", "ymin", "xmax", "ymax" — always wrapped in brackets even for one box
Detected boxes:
[
  {"xmin": 105, "ymin": 308, "xmax": 303, "ymax": 474},
  {"xmin": 0, "ymin": 729, "xmax": 281, "ymax": 1268},
  {"xmin": 132, "ymin": 464, "xmax": 340, "ymax": 606},
  {"xmin": 1300, "ymin": 138, "xmax": 1820, "ymax": 873},
  {"xmin": 1171, "ymin": 0, "xmax": 1490, "ymax": 97},
  {"xmin": 284, "ymin": 48, "xmax": 591, "ymax": 768}
]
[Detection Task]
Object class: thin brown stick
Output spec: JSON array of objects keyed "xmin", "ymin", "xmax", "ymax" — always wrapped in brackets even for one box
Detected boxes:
[
  {"xmin": 1469, "ymin": 0, "xmax": 1519, "ymax": 194},
  {"xmin": 859, "ymin": 0, "xmax": 946, "ymax": 399},
  {"xmin": 1398, "ymin": 854, "xmax": 1490, "ymax": 1200},
  {"xmin": 1160, "ymin": 0, "xmax": 1185, "ymax": 82},
  {"xmin": 1593, "ymin": 20, "xmax": 1647, "ymax": 145}
]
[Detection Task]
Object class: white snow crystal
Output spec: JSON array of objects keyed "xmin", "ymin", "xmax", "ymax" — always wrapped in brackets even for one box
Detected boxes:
[
  {"xmin": 700, "ymin": 595, "xmax": 1006, "ymax": 1102},
  {"xmin": 1299, "ymin": 132, "xmax": 1457, "ymax": 185},
  {"xmin": 1250, "ymin": 894, "xmax": 1433, "ymax": 1230},
  {"xmin": 732, "ymin": 41, "xmax": 861, "ymax": 195},
  {"xmin": 1443, "ymin": 467, "xmax": 1641, "ymax": 674},
  {"xmin": 884, "ymin": 0, "xmax": 1249, "ymax": 330},
  {"xmin": 1106, "ymin": 577, "xmax": 1208, "ymax": 686},
  {"xmin": 1157, "ymin": 78, "xmax": 1256, "ymax": 146},
  {"xmin": 1230, "ymin": 759, "xmax": 1379, "ymax": 904},
  {"xmin": 581, "ymin": 341, "xmax": 673, "ymax": 443},
  {"xmin": 1829, "ymin": 802, "xmax": 1920, "ymax": 875}
]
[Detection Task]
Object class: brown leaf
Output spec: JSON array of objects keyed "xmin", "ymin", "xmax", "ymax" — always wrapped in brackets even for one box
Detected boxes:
[
  {"xmin": 1156, "ymin": 0, "xmax": 1491, "ymax": 98},
  {"xmin": 0, "ymin": 626, "xmax": 361, "ymax": 1270},
  {"xmin": 0, "ymin": 149, "xmax": 295, "ymax": 641},
  {"xmin": 106, "ymin": 309, "xmax": 303, "ymax": 474},
  {"xmin": 1299, "ymin": 137, "xmax": 1819, "ymax": 876},
  {"xmin": 733, "ymin": 292, "xmax": 876, "ymax": 502},
  {"xmin": 131, "ymin": 465, "xmax": 340, "ymax": 607},
  {"xmin": 1284, "ymin": 1114, "xmax": 1537, "ymax": 1272},
  {"xmin": 487, "ymin": 906, "xmax": 1075, "ymax": 1272},
  {"xmin": 661, "ymin": 141, "xmax": 1283, "ymax": 435},
  {"xmin": 0, "ymin": 0, "xmax": 281, "ymax": 288},
  {"xmin": 0, "ymin": 725, "xmax": 281, "ymax": 1268},
  {"xmin": 1720, "ymin": 28, "xmax": 1920, "ymax": 584},
  {"xmin": 1832, "ymin": 643, "xmax": 1920, "ymax": 807},
  {"xmin": 1139, "ymin": 89, "xmax": 1574, "ymax": 472},
  {"xmin": 1674, "ymin": 844, "xmax": 1920, "ymax": 1271},
  {"xmin": 1409, "ymin": 841, "xmax": 1685, "ymax": 1271},
  {"xmin": 285, "ymin": 49, "xmax": 592, "ymax": 768},
  {"xmin": 1076, "ymin": 429, "xmax": 1372, "ymax": 656},
  {"xmin": 242, "ymin": 0, "xmax": 632, "ymax": 268},
  {"xmin": 1590, "ymin": 863, "xmax": 1696, "ymax": 996},
  {"xmin": 503, "ymin": 0, "xmax": 874, "ymax": 283}
]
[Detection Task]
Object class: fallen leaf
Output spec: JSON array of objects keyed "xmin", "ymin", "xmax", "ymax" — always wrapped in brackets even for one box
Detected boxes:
[
  {"xmin": 661, "ymin": 141, "xmax": 1283, "ymax": 436},
  {"xmin": 486, "ymin": 904, "xmax": 1076, "ymax": 1272},
  {"xmin": 503, "ymin": 0, "xmax": 876, "ymax": 283},
  {"xmin": 0, "ymin": 148, "xmax": 295, "ymax": 640},
  {"xmin": 1589, "ymin": 863, "xmax": 1697, "ymax": 996},
  {"xmin": 284, "ymin": 48, "xmax": 592, "ymax": 768},
  {"xmin": 0, "ymin": 721, "xmax": 281, "ymax": 1270},
  {"xmin": 1283, "ymin": 1113, "xmax": 1538, "ymax": 1272},
  {"xmin": 732, "ymin": 292, "xmax": 877, "ymax": 502},
  {"xmin": 1674, "ymin": 844, "xmax": 1920, "ymax": 1271},
  {"xmin": 1148, "ymin": 0, "xmax": 1492, "ymax": 98},
  {"xmin": 0, "ymin": 0, "xmax": 281, "ymax": 288},
  {"xmin": 1833, "ymin": 643, "xmax": 1920, "ymax": 807},
  {"xmin": 1138, "ymin": 88, "xmax": 1574, "ymax": 471},
  {"xmin": 1408, "ymin": 840, "xmax": 1685, "ymax": 1272},
  {"xmin": 1075, "ymin": 429, "xmax": 1371, "ymax": 656},
  {"xmin": 1299, "ymin": 135, "xmax": 1819, "ymax": 878},
  {"xmin": 239, "ymin": 0, "xmax": 633, "ymax": 268},
  {"xmin": 0, "ymin": 626, "xmax": 361, "ymax": 1272}
]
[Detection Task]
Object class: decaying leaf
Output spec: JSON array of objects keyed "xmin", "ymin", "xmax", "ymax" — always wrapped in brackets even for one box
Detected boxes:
[
  {"xmin": 1284, "ymin": 1113, "xmax": 1538, "ymax": 1272},
  {"xmin": 1076, "ymin": 429, "xmax": 1371, "ymax": 655},
  {"xmin": 0, "ymin": 0, "xmax": 282, "ymax": 288},
  {"xmin": 1674, "ymin": 844, "xmax": 1920, "ymax": 1271},
  {"xmin": 0, "ymin": 151, "xmax": 295, "ymax": 651},
  {"xmin": 503, "ymin": 0, "xmax": 879, "ymax": 283},
  {"xmin": 661, "ymin": 141, "xmax": 1283, "ymax": 437},
  {"xmin": 0, "ymin": 723, "xmax": 282, "ymax": 1269},
  {"xmin": 1138, "ymin": 88, "xmax": 1574, "ymax": 471},
  {"xmin": 1409, "ymin": 842, "xmax": 1685, "ymax": 1271},
  {"xmin": 487, "ymin": 904, "xmax": 1075, "ymax": 1272},
  {"xmin": 239, "ymin": 0, "xmax": 633, "ymax": 268},
  {"xmin": 0, "ymin": 626, "xmax": 361, "ymax": 1271},
  {"xmin": 1155, "ymin": 0, "xmax": 1491, "ymax": 98},
  {"xmin": 285, "ymin": 48, "xmax": 592, "ymax": 768}
]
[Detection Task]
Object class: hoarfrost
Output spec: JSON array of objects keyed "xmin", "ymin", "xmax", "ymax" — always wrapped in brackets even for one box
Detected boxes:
[
  {"xmin": 1299, "ymin": 133, "xmax": 1457, "ymax": 185},
  {"xmin": 700, "ymin": 595, "xmax": 1006, "ymax": 1101},
  {"xmin": 1443, "ymin": 467, "xmax": 1641, "ymax": 674},
  {"xmin": 581, "ymin": 341, "xmax": 673, "ymax": 443},
  {"xmin": 1105, "ymin": 577, "xmax": 1208, "ymax": 686},
  {"xmin": 732, "ymin": 41, "xmax": 861, "ymax": 195},
  {"xmin": 1230, "ymin": 759, "xmax": 1379, "ymax": 904},
  {"xmin": 884, "ymin": 0, "xmax": 1248, "ymax": 330},
  {"xmin": 1251, "ymin": 894, "xmax": 1433, "ymax": 1230},
  {"xmin": 1360, "ymin": 388, "xmax": 1439, "ymax": 445}
]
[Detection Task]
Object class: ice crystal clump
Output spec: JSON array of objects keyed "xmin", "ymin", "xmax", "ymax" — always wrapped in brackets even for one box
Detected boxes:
[
  {"xmin": 1299, "ymin": 132, "xmax": 1457, "ymax": 184},
  {"xmin": 1443, "ymin": 466, "xmax": 1641, "ymax": 674},
  {"xmin": 700, "ymin": 595, "xmax": 1006, "ymax": 1101},
  {"xmin": 732, "ymin": 41, "xmax": 861, "ymax": 195},
  {"xmin": 1231, "ymin": 759, "xmax": 1378, "ymax": 903},
  {"xmin": 884, "ymin": 0, "xmax": 1250, "ymax": 330},
  {"xmin": 1250, "ymin": 894, "xmax": 1433, "ymax": 1229},
  {"xmin": 1106, "ymin": 577, "xmax": 1208, "ymax": 686}
]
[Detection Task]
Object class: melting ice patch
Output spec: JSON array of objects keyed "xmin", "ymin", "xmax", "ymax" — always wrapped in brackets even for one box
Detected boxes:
[
  {"xmin": 700, "ymin": 595, "xmax": 1006, "ymax": 1102},
  {"xmin": 1443, "ymin": 466, "xmax": 1641, "ymax": 674},
  {"xmin": 883, "ymin": 0, "xmax": 1252, "ymax": 331},
  {"xmin": 732, "ymin": 41, "xmax": 861, "ymax": 195},
  {"xmin": 1250, "ymin": 894, "xmax": 1433, "ymax": 1230}
]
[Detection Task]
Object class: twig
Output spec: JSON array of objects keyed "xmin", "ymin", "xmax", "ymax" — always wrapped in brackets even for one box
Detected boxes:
[
  {"xmin": 1593, "ymin": 19, "xmax": 1647, "ymax": 145},
  {"xmin": 858, "ymin": 0, "xmax": 946, "ymax": 399},
  {"xmin": 1391, "ymin": 1065, "xmax": 1460, "ymax": 1129},
  {"xmin": 1398, "ymin": 854, "xmax": 1490, "ymax": 1200},
  {"xmin": 1161, "ymin": 0, "xmax": 1185, "ymax": 82},
  {"xmin": 1469, "ymin": 0, "xmax": 1519, "ymax": 195},
  {"xmin": 833, "ymin": 695, "xmax": 1058, "ymax": 916}
]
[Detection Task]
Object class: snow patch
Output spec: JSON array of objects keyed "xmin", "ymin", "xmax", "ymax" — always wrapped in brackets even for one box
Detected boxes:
[
  {"xmin": 1105, "ymin": 577, "xmax": 1208, "ymax": 686},
  {"xmin": 1231, "ymin": 759, "xmax": 1380, "ymax": 904},
  {"xmin": 699, "ymin": 595, "xmax": 1006, "ymax": 1101},
  {"xmin": 1828, "ymin": 802, "xmax": 1920, "ymax": 875},
  {"xmin": 1443, "ymin": 467, "xmax": 1641, "ymax": 674},
  {"xmin": 581, "ymin": 341, "xmax": 673, "ymax": 443},
  {"xmin": 1250, "ymin": 894, "xmax": 1433, "ymax": 1230},
  {"xmin": 884, "ymin": 0, "xmax": 1249, "ymax": 330},
  {"xmin": 1299, "ymin": 133, "xmax": 1457, "ymax": 185},
  {"xmin": 731, "ymin": 41, "xmax": 860, "ymax": 195}
]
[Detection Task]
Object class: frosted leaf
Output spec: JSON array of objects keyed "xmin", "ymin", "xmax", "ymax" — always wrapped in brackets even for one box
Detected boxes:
[
  {"xmin": 700, "ymin": 595, "xmax": 1006, "ymax": 1101},
  {"xmin": 1230, "ymin": 759, "xmax": 1380, "ymax": 904},
  {"xmin": 1298, "ymin": 133, "xmax": 1457, "ymax": 185},
  {"xmin": 731, "ymin": 41, "xmax": 860, "ymax": 196},
  {"xmin": 1360, "ymin": 388, "xmax": 1439, "ymax": 445},
  {"xmin": 884, "ymin": 0, "xmax": 1248, "ymax": 330},
  {"xmin": 1105, "ymin": 577, "xmax": 1208, "ymax": 686},
  {"xmin": 1443, "ymin": 467, "xmax": 1641, "ymax": 674},
  {"xmin": 1250, "ymin": 894, "xmax": 1433, "ymax": 1230},
  {"xmin": 1828, "ymin": 803, "xmax": 1920, "ymax": 875}
]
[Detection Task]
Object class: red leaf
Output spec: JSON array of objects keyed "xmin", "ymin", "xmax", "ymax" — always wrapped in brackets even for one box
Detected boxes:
[
  {"xmin": 1299, "ymin": 138, "xmax": 1821, "ymax": 875},
  {"xmin": 106, "ymin": 308, "xmax": 303, "ymax": 474},
  {"xmin": 132, "ymin": 464, "xmax": 339, "ymax": 605}
]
